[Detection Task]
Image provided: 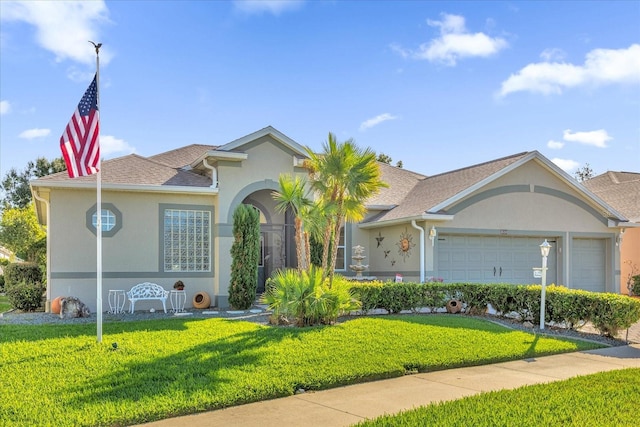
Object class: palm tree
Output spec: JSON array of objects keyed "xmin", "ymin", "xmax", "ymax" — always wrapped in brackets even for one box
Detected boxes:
[
  {"xmin": 305, "ymin": 133, "xmax": 387, "ymax": 285},
  {"xmin": 272, "ymin": 174, "xmax": 312, "ymax": 271}
]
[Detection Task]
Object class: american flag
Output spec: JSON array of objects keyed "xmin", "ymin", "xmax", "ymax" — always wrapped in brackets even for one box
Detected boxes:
[{"xmin": 60, "ymin": 74, "xmax": 100, "ymax": 178}]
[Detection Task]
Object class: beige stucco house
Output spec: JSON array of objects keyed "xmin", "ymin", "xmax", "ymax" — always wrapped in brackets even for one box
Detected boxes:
[
  {"xmin": 583, "ymin": 172, "xmax": 640, "ymax": 294},
  {"xmin": 30, "ymin": 126, "xmax": 632, "ymax": 312}
]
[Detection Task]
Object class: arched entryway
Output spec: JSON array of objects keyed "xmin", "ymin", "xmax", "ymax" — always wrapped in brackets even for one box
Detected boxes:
[{"xmin": 242, "ymin": 190, "xmax": 296, "ymax": 293}]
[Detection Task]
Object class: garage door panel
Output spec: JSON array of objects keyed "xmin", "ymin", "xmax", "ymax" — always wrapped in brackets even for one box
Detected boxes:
[
  {"xmin": 438, "ymin": 235, "xmax": 557, "ymax": 285},
  {"xmin": 571, "ymin": 239, "xmax": 605, "ymax": 293}
]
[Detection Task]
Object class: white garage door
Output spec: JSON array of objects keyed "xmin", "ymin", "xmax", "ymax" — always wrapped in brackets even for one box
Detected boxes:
[
  {"xmin": 437, "ymin": 235, "xmax": 557, "ymax": 284},
  {"xmin": 571, "ymin": 238, "xmax": 606, "ymax": 292}
]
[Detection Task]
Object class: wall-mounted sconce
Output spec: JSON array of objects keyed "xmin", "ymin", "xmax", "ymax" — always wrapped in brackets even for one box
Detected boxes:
[
  {"xmin": 616, "ymin": 229, "xmax": 625, "ymax": 247},
  {"xmin": 429, "ymin": 226, "xmax": 437, "ymax": 247}
]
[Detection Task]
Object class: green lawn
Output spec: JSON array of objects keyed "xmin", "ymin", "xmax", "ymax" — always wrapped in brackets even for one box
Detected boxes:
[
  {"xmin": 0, "ymin": 315, "xmax": 603, "ymax": 426},
  {"xmin": 358, "ymin": 368, "xmax": 640, "ymax": 426},
  {"xmin": 0, "ymin": 294, "xmax": 10, "ymax": 313}
]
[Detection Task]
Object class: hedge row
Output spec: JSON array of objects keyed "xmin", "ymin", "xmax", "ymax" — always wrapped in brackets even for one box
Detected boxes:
[{"xmin": 349, "ymin": 281, "xmax": 640, "ymax": 337}]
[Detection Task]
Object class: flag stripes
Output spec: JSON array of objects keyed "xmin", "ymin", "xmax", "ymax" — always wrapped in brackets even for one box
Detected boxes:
[{"xmin": 60, "ymin": 74, "xmax": 100, "ymax": 178}]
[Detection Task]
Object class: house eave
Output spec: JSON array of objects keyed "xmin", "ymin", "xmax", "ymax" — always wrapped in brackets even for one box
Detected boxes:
[
  {"xmin": 358, "ymin": 213, "xmax": 454, "ymax": 229},
  {"xmin": 30, "ymin": 181, "xmax": 219, "ymax": 195}
]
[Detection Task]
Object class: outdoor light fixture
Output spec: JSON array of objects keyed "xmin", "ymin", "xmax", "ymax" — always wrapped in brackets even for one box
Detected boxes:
[
  {"xmin": 429, "ymin": 226, "xmax": 437, "ymax": 247},
  {"xmin": 539, "ymin": 239, "xmax": 551, "ymax": 330}
]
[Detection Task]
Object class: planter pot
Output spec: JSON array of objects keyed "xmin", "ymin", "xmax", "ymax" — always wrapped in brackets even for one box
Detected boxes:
[
  {"xmin": 193, "ymin": 291, "xmax": 211, "ymax": 309},
  {"xmin": 446, "ymin": 299, "xmax": 462, "ymax": 314},
  {"xmin": 51, "ymin": 296, "xmax": 64, "ymax": 314}
]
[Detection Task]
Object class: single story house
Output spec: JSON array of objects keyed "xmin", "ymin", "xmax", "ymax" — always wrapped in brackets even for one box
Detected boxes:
[
  {"xmin": 583, "ymin": 171, "xmax": 640, "ymax": 294},
  {"xmin": 30, "ymin": 126, "xmax": 632, "ymax": 312}
]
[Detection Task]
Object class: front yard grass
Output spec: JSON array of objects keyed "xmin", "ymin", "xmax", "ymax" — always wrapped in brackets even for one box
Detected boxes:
[
  {"xmin": 0, "ymin": 314, "xmax": 603, "ymax": 426},
  {"xmin": 0, "ymin": 294, "xmax": 11, "ymax": 312},
  {"xmin": 358, "ymin": 367, "xmax": 640, "ymax": 426}
]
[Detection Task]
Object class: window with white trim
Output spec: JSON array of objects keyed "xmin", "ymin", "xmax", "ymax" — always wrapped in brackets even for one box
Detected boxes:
[{"xmin": 163, "ymin": 208, "xmax": 211, "ymax": 272}]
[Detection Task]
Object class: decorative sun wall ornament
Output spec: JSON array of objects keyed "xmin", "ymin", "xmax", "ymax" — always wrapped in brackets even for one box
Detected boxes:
[{"xmin": 396, "ymin": 228, "xmax": 415, "ymax": 261}]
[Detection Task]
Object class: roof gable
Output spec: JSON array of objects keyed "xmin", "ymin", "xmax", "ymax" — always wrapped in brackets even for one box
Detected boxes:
[
  {"xmin": 217, "ymin": 126, "xmax": 307, "ymax": 157},
  {"xmin": 365, "ymin": 151, "xmax": 628, "ymax": 225}
]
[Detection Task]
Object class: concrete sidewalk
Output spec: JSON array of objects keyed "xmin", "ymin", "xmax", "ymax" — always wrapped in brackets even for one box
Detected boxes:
[{"xmin": 141, "ymin": 344, "xmax": 640, "ymax": 427}]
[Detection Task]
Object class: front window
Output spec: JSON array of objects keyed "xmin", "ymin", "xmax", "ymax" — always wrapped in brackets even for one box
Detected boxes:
[
  {"xmin": 85, "ymin": 203, "xmax": 122, "ymax": 237},
  {"xmin": 92, "ymin": 209, "xmax": 116, "ymax": 232},
  {"xmin": 335, "ymin": 226, "xmax": 346, "ymax": 270},
  {"xmin": 163, "ymin": 208, "xmax": 211, "ymax": 272}
]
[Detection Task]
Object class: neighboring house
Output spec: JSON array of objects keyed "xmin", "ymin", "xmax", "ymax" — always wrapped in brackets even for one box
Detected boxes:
[
  {"xmin": 30, "ymin": 126, "xmax": 631, "ymax": 312},
  {"xmin": 583, "ymin": 172, "xmax": 640, "ymax": 294}
]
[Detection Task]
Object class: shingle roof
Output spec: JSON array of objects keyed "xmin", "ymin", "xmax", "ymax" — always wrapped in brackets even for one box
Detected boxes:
[
  {"xmin": 366, "ymin": 162, "xmax": 426, "ymax": 206},
  {"xmin": 35, "ymin": 145, "xmax": 215, "ymax": 187},
  {"xmin": 365, "ymin": 152, "xmax": 530, "ymax": 223},
  {"xmin": 148, "ymin": 144, "xmax": 217, "ymax": 169},
  {"xmin": 584, "ymin": 171, "xmax": 640, "ymax": 222}
]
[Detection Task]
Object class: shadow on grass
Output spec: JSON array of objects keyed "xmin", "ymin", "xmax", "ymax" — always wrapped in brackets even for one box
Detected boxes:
[{"xmin": 63, "ymin": 322, "xmax": 313, "ymax": 425}]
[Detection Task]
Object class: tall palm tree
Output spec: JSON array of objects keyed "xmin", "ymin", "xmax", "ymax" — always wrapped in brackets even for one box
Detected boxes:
[
  {"xmin": 272, "ymin": 174, "xmax": 312, "ymax": 271},
  {"xmin": 305, "ymin": 133, "xmax": 387, "ymax": 285}
]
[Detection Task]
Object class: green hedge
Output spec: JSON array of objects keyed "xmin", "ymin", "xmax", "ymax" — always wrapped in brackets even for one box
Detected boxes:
[{"xmin": 349, "ymin": 281, "xmax": 640, "ymax": 337}]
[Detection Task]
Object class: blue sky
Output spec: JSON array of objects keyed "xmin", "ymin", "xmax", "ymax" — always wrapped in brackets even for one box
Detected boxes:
[{"xmin": 1, "ymin": 0, "xmax": 639, "ymax": 180}]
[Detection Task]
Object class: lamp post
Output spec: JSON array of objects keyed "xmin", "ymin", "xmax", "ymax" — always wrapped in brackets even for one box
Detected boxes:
[{"xmin": 539, "ymin": 239, "xmax": 551, "ymax": 330}]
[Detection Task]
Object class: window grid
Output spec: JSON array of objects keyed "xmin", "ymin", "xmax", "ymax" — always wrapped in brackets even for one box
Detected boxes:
[
  {"xmin": 92, "ymin": 209, "xmax": 116, "ymax": 232},
  {"xmin": 164, "ymin": 209, "xmax": 211, "ymax": 272}
]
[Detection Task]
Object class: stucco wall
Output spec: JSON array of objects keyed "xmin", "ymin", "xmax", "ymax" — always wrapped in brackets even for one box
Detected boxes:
[
  {"xmin": 47, "ymin": 188, "xmax": 217, "ymax": 312},
  {"xmin": 621, "ymin": 227, "xmax": 640, "ymax": 294}
]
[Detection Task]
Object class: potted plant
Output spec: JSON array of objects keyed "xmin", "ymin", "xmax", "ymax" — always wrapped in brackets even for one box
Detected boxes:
[{"xmin": 173, "ymin": 280, "xmax": 185, "ymax": 291}]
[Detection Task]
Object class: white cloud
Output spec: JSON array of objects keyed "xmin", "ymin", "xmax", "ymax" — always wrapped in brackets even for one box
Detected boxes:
[
  {"xmin": 19, "ymin": 128, "xmax": 50, "ymax": 139},
  {"xmin": 551, "ymin": 158, "xmax": 580, "ymax": 172},
  {"xmin": 0, "ymin": 100, "xmax": 10, "ymax": 115},
  {"xmin": 0, "ymin": 1, "xmax": 112, "ymax": 66},
  {"xmin": 562, "ymin": 129, "xmax": 612, "ymax": 148},
  {"xmin": 100, "ymin": 135, "xmax": 135, "ymax": 158},
  {"xmin": 233, "ymin": 0, "xmax": 304, "ymax": 15},
  {"xmin": 547, "ymin": 140, "xmax": 564, "ymax": 149},
  {"xmin": 395, "ymin": 13, "xmax": 507, "ymax": 66},
  {"xmin": 499, "ymin": 44, "xmax": 640, "ymax": 96},
  {"xmin": 359, "ymin": 113, "xmax": 398, "ymax": 131}
]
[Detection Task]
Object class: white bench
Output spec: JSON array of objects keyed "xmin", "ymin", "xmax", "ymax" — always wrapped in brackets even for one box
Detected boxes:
[{"xmin": 127, "ymin": 282, "xmax": 169, "ymax": 313}]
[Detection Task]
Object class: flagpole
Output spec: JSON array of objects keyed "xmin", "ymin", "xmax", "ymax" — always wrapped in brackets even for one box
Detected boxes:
[{"xmin": 91, "ymin": 41, "xmax": 103, "ymax": 343}]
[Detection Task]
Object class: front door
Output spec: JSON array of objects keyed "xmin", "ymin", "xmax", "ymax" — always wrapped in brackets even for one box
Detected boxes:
[{"xmin": 257, "ymin": 227, "xmax": 286, "ymax": 293}]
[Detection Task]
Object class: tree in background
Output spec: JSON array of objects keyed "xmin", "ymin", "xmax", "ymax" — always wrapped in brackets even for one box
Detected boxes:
[
  {"xmin": 574, "ymin": 163, "xmax": 595, "ymax": 182},
  {"xmin": 376, "ymin": 152, "xmax": 403, "ymax": 168},
  {"xmin": 0, "ymin": 203, "xmax": 46, "ymax": 265},
  {"xmin": 229, "ymin": 203, "xmax": 260, "ymax": 309},
  {"xmin": 305, "ymin": 133, "xmax": 387, "ymax": 285},
  {"xmin": 0, "ymin": 156, "xmax": 66, "ymax": 210}
]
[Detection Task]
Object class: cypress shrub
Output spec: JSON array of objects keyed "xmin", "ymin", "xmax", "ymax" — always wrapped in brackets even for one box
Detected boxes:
[{"xmin": 228, "ymin": 204, "xmax": 260, "ymax": 310}]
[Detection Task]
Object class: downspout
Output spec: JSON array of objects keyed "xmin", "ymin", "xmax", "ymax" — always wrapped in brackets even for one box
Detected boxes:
[
  {"xmin": 32, "ymin": 190, "xmax": 51, "ymax": 311},
  {"xmin": 202, "ymin": 158, "xmax": 218, "ymax": 188},
  {"xmin": 411, "ymin": 220, "xmax": 425, "ymax": 283}
]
